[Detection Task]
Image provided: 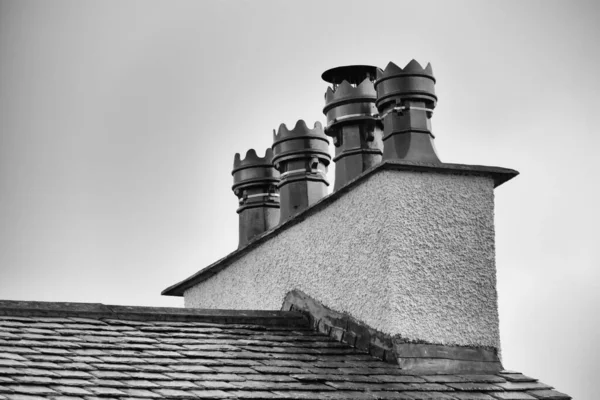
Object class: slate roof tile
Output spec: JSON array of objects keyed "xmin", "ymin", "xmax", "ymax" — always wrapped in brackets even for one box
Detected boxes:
[
  {"xmin": 494, "ymin": 382, "xmax": 552, "ymax": 391},
  {"xmin": 196, "ymin": 381, "xmax": 237, "ymax": 390},
  {"xmin": 401, "ymin": 392, "xmax": 457, "ymax": 399},
  {"xmin": 0, "ymin": 302, "xmax": 571, "ymax": 400},
  {"xmin": 489, "ymin": 393, "xmax": 538, "ymax": 399},
  {"xmin": 3, "ymin": 395, "xmax": 49, "ymax": 400},
  {"xmin": 5, "ymin": 386, "xmax": 57, "ymax": 396},
  {"xmin": 526, "ymin": 390, "xmax": 571, "ymax": 399},
  {"xmin": 190, "ymin": 389, "xmax": 234, "ymax": 398},
  {"xmin": 498, "ymin": 374, "xmax": 536, "ymax": 383},
  {"xmin": 451, "ymin": 393, "xmax": 496, "ymax": 400},
  {"xmin": 50, "ymin": 386, "xmax": 92, "ymax": 396},
  {"xmin": 122, "ymin": 388, "xmax": 162, "ymax": 398},
  {"xmin": 50, "ymin": 396, "xmax": 85, "ymax": 400}
]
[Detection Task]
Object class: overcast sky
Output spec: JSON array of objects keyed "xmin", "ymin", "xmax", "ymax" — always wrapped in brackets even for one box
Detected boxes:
[{"xmin": 1, "ymin": 1, "xmax": 598, "ymax": 398}]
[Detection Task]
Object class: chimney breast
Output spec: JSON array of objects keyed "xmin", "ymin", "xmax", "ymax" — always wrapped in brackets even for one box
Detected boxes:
[
  {"xmin": 323, "ymin": 65, "xmax": 383, "ymax": 190},
  {"xmin": 375, "ymin": 60, "xmax": 440, "ymax": 163},
  {"xmin": 232, "ymin": 148, "xmax": 280, "ymax": 248},
  {"xmin": 272, "ymin": 120, "xmax": 331, "ymax": 221}
]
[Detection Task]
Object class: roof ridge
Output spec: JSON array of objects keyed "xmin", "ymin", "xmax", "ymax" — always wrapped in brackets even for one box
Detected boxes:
[{"xmin": 0, "ymin": 299, "xmax": 309, "ymax": 327}]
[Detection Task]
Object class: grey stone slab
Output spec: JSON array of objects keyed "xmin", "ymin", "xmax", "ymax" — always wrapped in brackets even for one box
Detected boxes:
[
  {"xmin": 120, "ymin": 380, "xmax": 159, "ymax": 389},
  {"xmin": 192, "ymin": 373, "xmax": 246, "ymax": 382},
  {"xmin": 87, "ymin": 387, "xmax": 126, "ymax": 396},
  {"xmin": 270, "ymin": 391, "xmax": 341, "ymax": 400},
  {"xmin": 50, "ymin": 396, "xmax": 85, "ymax": 400},
  {"xmin": 67, "ymin": 357, "xmax": 101, "ymax": 364},
  {"xmin": 126, "ymin": 372, "xmax": 171, "ymax": 380},
  {"xmin": 494, "ymin": 382, "xmax": 552, "ymax": 391},
  {"xmin": 0, "ymin": 360, "xmax": 25, "ymax": 367},
  {"xmin": 422, "ymin": 375, "xmax": 470, "ymax": 383},
  {"xmin": 22, "ymin": 362, "xmax": 62, "ymax": 370},
  {"xmin": 0, "ymin": 347, "xmax": 38, "ymax": 355},
  {"xmin": 368, "ymin": 393, "xmax": 416, "ymax": 400},
  {"xmin": 460, "ymin": 375, "xmax": 506, "ymax": 383},
  {"xmin": 26, "ymin": 355, "xmax": 70, "ymax": 363},
  {"xmin": 0, "ymin": 354, "xmax": 27, "ymax": 362},
  {"xmin": 4, "ymin": 395, "xmax": 49, "ymax": 400},
  {"xmin": 90, "ymin": 362, "xmax": 138, "ymax": 371},
  {"xmin": 130, "ymin": 364, "xmax": 172, "ymax": 372},
  {"xmin": 526, "ymin": 390, "xmax": 571, "ymax": 399},
  {"xmin": 399, "ymin": 392, "xmax": 457, "ymax": 400},
  {"xmin": 51, "ymin": 386, "xmax": 92, "ymax": 396},
  {"xmin": 89, "ymin": 370, "xmax": 130, "ymax": 379},
  {"xmin": 152, "ymin": 388, "xmax": 196, "ymax": 398},
  {"xmin": 251, "ymin": 366, "xmax": 306, "ymax": 375},
  {"xmin": 447, "ymin": 382, "xmax": 504, "ymax": 391},
  {"xmin": 211, "ymin": 366, "xmax": 257, "ymax": 374},
  {"xmin": 13, "ymin": 368, "xmax": 60, "ymax": 376},
  {"xmin": 451, "ymin": 393, "xmax": 496, "ymax": 400},
  {"xmin": 195, "ymin": 381, "xmax": 237, "ymax": 390},
  {"xmin": 6, "ymin": 386, "xmax": 58, "ymax": 396},
  {"xmin": 51, "ymin": 379, "xmax": 91, "ymax": 387},
  {"xmin": 12, "ymin": 376, "xmax": 54, "ymax": 385},
  {"xmin": 151, "ymin": 380, "xmax": 198, "ymax": 389},
  {"xmin": 371, "ymin": 375, "xmax": 426, "ymax": 383},
  {"xmin": 0, "ymin": 367, "xmax": 20, "ymax": 375},
  {"xmin": 498, "ymin": 374, "xmax": 536, "ymax": 383},
  {"xmin": 53, "ymin": 370, "xmax": 93, "ymax": 379},
  {"xmin": 222, "ymin": 391, "xmax": 281, "ymax": 399},
  {"xmin": 232, "ymin": 380, "xmax": 336, "ymax": 391},
  {"xmin": 122, "ymin": 389, "xmax": 163, "ymax": 398},
  {"xmin": 238, "ymin": 374, "xmax": 296, "ymax": 382},
  {"xmin": 89, "ymin": 379, "xmax": 126, "ymax": 388},
  {"xmin": 60, "ymin": 363, "xmax": 93, "ymax": 371},
  {"xmin": 189, "ymin": 390, "xmax": 234, "ymax": 399},
  {"xmin": 169, "ymin": 365, "xmax": 214, "ymax": 373},
  {"xmin": 488, "ymin": 393, "xmax": 537, "ymax": 400}
]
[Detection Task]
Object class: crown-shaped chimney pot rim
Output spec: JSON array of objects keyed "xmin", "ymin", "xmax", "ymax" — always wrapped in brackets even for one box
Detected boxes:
[
  {"xmin": 375, "ymin": 60, "xmax": 435, "ymax": 85},
  {"xmin": 232, "ymin": 148, "xmax": 276, "ymax": 174},
  {"xmin": 272, "ymin": 120, "xmax": 327, "ymax": 143}
]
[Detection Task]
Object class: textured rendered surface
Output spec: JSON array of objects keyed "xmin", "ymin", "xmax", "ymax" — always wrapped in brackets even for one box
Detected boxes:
[{"xmin": 184, "ymin": 170, "xmax": 499, "ymax": 349}]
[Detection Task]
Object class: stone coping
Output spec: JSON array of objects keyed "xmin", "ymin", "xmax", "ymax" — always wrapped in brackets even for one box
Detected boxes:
[
  {"xmin": 0, "ymin": 300, "xmax": 308, "ymax": 327},
  {"xmin": 162, "ymin": 160, "xmax": 518, "ymax": 297}
]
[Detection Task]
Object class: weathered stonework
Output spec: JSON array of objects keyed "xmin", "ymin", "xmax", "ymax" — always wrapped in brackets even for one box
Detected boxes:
[{"xmin": 183, "ymin": 167, "xmax": 500, "ymax": 350}]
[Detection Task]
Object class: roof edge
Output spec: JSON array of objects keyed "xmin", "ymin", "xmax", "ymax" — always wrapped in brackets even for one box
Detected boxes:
[
  {"xmin": 0, "ymin": 300, "xmax": 308, "ymax": 326},
  {"xmin": 162, "ymin": 160, "xmax": 519, "ymax": 297}
]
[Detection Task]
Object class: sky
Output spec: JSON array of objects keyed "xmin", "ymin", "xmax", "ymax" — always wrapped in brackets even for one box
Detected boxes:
[{"xmin": 0, "ymin": 0, "xmax": 598, "ymax": 398}]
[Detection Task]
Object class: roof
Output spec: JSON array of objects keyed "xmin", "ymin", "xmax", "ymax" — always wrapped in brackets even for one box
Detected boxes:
[
  {"xmin": 0, "ymin": 300, "xmax": 569, "ymax": 400},
  {"xmin": 162, "ymin": 160, "xmax": 519, "ymax": 297}
]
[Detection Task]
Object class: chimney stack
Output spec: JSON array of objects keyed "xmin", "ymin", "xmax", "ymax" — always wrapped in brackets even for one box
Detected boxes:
[
  {"xmin": 375, "ymin": 60, "xmax": 440, "ymax": 162},
  {"xmin": 232, "ymin": 149, "xmax": 280, "ymax": 248},
  {"xmin": 272, "ymin": 120, "xmax": 331, "ymax": 221},
  {"xmin": 322, "ymin": 65, "xmax": 383, "ymax": 190}
]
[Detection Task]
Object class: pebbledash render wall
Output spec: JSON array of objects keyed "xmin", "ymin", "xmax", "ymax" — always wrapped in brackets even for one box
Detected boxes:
[{"xmin": 183, "ymin": 168, "xmax": 500, "ymax": 350}]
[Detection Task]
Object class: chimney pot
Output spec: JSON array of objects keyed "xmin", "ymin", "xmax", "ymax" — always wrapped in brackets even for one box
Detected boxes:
[
  {"xmin": 375, "ymin": 60, "xmax": 440, "ymax": 163},
  {"xmin": 231, "ymin": 148, "xmax": 280, "ymax": 248},
  {"xmin": 272, "ymin": 120, "xmax": 331, "ymax": 221},
  {"xmin": 322, "ymin": 65, "xmax": 383, "ymax": 191}
]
